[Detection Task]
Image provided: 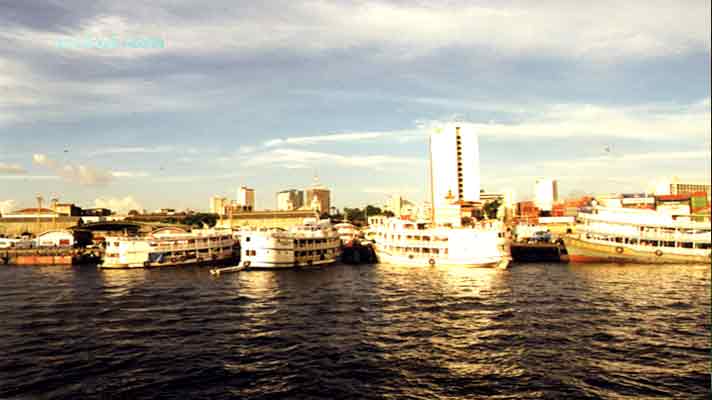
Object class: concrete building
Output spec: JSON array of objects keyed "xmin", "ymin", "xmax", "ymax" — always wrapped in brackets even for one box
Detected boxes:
[
  {"xmin": 653, "ymin": 177, "xmax": 711, "ymax": 200},
  {"xmin": 236, "ymin": 186, "xmax": 255, "ymax": 211},
  {"xmin": 386, "ymin": 194, "xmax": 418, "ymax": 219},
  {"xmin": 534, "ymin": 179, "xmax": 558, "ymax": 212},
  {"xmin": 0, "ymin": 208, "xmax": 81, "ymax": 236},
  {"xmin": 669, "ymin": 181, "xmax": 710, "ymax": 199},
  {"xmin": 51, "ymin": 201, "xmax": 82, "ymax": 216},
  {"xmin": 35, "ymin": 230, "xmax": 75, "ymax": 247},
  {"xmin": 430, "ymin": 124, "xmax": 480, "ymax": 207},
  {"xmin": 305, "ymin": 177, "xmax": 330, "ymax": 214},
  {"xmin": 277, "ymin": 189, "xmax": 304, "ymax": 211},
  {"xmin": 210, "ymin": 195, "xmax": 228, "ymax": 215},
  {"xmin": 215, "ymin": 210, "xmax": 319, "ymax": 230}
]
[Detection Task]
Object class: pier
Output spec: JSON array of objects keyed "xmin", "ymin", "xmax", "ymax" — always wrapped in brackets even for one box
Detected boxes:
[{"xmin": 0, "ymin": 248, "xmax": 102, "ymax": 266}]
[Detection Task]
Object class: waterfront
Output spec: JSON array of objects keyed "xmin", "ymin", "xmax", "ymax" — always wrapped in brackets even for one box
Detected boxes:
[{"xmin": 1, "ymin": 263, "xmax": 709, "ymax": 399}]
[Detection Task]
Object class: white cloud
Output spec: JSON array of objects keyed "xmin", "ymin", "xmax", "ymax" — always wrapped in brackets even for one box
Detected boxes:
[
  {"xmin": 0, "ymin": 162, "xmax": 25, "ymax": 174},
  {"xmin": 90, "ymin": 146, "xmax": 175, "ymax": 156},
  {"xmin": 263, "ymin": 131, "xmax": 409, "ymax": 147},
  {"xmin": 537, "ymin": 150, "xmax": 711, "ymax": 169},
  {"xmin": 0, "ymin": 200, "xmax": 16, "ymax": 214},
  {"xmin": 241, "ymin": 148, "xmax": 424, "ymax": 170},
  {"xmin": 423, "ymin": 98, "xmax": 711, "ymax": 140},
  {"xmin": 32, "ymin": 153, "xmax": 113, "ymax": 185},
  {"xmin": 94, "ymin": 196, "xmax": 142, "ymax": 213},
  {"xmin": 110, "ymin": 171, "xmax": 150, "ymax": 178},
  {"xmin": 8, "ymin": 2, "xmax": 709, "ymax": 62}
]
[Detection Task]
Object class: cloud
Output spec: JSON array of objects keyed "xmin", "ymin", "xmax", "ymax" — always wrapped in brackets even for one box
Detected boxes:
[
  {"xmin": 94, "ymin": 196, "xmax": 142, "ymax": 213},
  {"xmin": 0, "ymin": 162, "xmax": 26, "ymax": 174},
  {"xmin": 0, "ymin": 200, "xmax": 16, "ymax": 214},
  {"xmin": 422, "ymin": 98, "xmax": 711, "ymax": 140},
  {"xmin": 535, "ymin": 150, "xmax": 711, "ymax": 169},
  {"xmin": 240, "ymin": 148, "xmax": 424, "ymax": 170},
  {"xmin": 110, "ymin": 171, "xmax": 150, "ymax": 178},
  {"xmin": 32, "ymin": 153, "xmax": 113, "ymax": 185},
  {"xmin": 7, "ymin": 2, "xmax": 708, "ymax": 61},
  {"xmin": 90, "ymin": 146, "xmax": 175, "ymax": 156},
  {"xmin": 262, "ymin": 131, "xmax": 410, "ymax": 147}
]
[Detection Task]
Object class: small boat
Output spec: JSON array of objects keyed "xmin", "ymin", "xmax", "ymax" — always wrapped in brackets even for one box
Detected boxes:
[{"xmin": 210, "ymin": 263, "xmax": 248, "ymax": 275}]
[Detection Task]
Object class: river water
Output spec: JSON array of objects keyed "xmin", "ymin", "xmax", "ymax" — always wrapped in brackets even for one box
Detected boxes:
[{"xmin": 1, "ymin": 262, "xmax": 709, "ymax": 399}]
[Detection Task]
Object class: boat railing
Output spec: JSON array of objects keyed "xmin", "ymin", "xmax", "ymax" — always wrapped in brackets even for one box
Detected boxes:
[{"xmin": 585, "ymin": 228, "xmax": 710, "ymax": 243}]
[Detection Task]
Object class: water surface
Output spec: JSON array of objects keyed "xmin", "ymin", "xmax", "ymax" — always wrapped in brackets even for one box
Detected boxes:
[{"xmin": 1, "ymin": 263, "xmax": 709, "ymax": 399}]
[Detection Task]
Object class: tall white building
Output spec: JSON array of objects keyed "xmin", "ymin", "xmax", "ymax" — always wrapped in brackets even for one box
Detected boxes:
[
  {"xmin": 276, "ymin": 189, "xmax": 304, "ymax": 211},
  {"xmin": 534, "ymin": 179, "xmax": 558, "ymax": 212},
  {"xmin": 236, "ymin": 186, "xmax": 255, "ymax": 211},
  {"xmin": 429, "ymin": 124, "xmax": 480, "ymax": 226},
  {"xmin": 209, "ymin": 195, "xmax": 228, "ymax": 215},
  {"xmin": 430, "ymin": 124, "xmax": 480, "ymax": 206}
]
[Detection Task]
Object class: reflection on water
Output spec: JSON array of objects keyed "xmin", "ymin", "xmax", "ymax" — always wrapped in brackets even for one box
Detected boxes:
[{"xmin": 0, "ymin": 262, "xmax": 709, "ymax": 399}]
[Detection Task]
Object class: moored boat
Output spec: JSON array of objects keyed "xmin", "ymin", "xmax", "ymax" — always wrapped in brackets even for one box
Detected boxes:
[
  {"xmin": 101, "ymin": 227, "xmax": 236, "ymax": 269},
  {"xmin": 368, "ymin": 216, "xmax": 511, "ymax": 269},
  {"xmin": 238, "ymin": 220, "xmax": 341, "ymax": 269},
  {"xmin": 564, "ymin": 207, "xmax": 711, "ymax": 264}
]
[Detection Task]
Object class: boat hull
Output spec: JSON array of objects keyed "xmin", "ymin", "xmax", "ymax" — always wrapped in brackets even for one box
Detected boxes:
[
  {"xmin": 374, "ymin": 247, "xmax": 509, "ymax": 269},
  {"xmin": 563, "ymin": 236, "xmax": 711, "ymax": 264},
  {"xmin": 100, "ymin": 255, "xmax": 237, "ymax": 269},
  {"xmin": 240, "ymin": 258, "xmax": 337, "ymax": 269}
]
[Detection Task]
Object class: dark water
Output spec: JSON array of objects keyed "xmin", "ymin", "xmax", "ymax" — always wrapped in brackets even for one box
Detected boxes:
[{"xmin": 0, "ymin": 263, "xmax": 709, "ymax": 399}]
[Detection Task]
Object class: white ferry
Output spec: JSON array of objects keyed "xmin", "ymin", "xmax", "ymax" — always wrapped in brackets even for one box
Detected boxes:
[
  {"xmin": 101, "ymin": 227, "xmax": 237, "ymax": 269},
  {"xmin": 333, "ymin": 222, "xmax": 363, "ymax": 245},
  {"xmin": 564, "ymin": 207, "xmax": 711, "ymax": 264},
  {"xmin": 238, "ymin": 220, "xmax": 341, "ymax": 268},
  {"xmin": 368, "ymin": 216, "xmax": 511, "ymax": 269}
]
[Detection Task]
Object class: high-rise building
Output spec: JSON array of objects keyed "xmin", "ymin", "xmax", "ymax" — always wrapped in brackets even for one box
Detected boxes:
[
  {"xmin": 236, "ymin": 186, "xmax": 255, "ymax": 211},
  {"xmin": 430, "ymin": 125, "xmax": 480, "ymax": 206},
  {"xmin": 534, "ymin": 179, "xmax": 558, "ymax": 212},
  {"xmin": 209, "ymin": 195, "xmax": 228, "ymax": 215},
  {"xmin": 276, "ymin": 189, "xmax": 304, "ymax": 211},
  {"xmin": 305, "ymin": 176, "xmax": 330, "ymax": 214},
  {"xmin": 429, "ymin": 124, "xmax": 480, "ymax": 226}
]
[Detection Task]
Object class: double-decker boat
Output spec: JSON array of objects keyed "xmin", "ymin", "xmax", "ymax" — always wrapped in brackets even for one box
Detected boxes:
[
  {"xmin": 238, "ymin": 220, "xmax": 341, "ymax": 268},
  {"xmin": 333, "ymin": 222, "xmax": 363, "ymax": 245},
  {"xmin": 368, "ymin": 216, "xmax": 511, "ymax": 269},
  {"xmin": 564, "ymin": 206, "xmax": 711, "ymax": 264},
  {"xmin": 101, "ymin": 228, "xmax": 237, "ymax": 269}
]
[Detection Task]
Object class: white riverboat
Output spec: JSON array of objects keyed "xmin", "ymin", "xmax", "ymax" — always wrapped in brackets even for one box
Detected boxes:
[
  {"xmin": 238, "ymin": 220, "xmax": 341, "ymax": 268},
  {"xmin": 368, "ymin": 216, "xmax": 511, "ymax": 269},
  {"xmin": 333, "ymin": 222, "xmax": 363, "ymax": 245},
  {"xmin": 564, "ymin": 206, "xmax": 711, "ymax": 264},
  {"xmin": 101, "ymin": 227, "xmax": 237, "ymax": 269}
]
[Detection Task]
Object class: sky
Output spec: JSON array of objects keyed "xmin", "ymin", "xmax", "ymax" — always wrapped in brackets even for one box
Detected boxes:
[{"xmin": 0, "ymin": 0, "xmax": 710, "ymax": 214}]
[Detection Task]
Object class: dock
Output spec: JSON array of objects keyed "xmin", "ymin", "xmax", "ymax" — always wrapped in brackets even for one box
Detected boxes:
[{"xmin": 0, "ymin": 248, "xmax": 102, "ymax": 266}]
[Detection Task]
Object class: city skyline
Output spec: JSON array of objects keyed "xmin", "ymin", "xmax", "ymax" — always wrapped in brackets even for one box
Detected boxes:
[{"xmin": 1, "ymin": 1, "xmax": 710, "ymax": 213}]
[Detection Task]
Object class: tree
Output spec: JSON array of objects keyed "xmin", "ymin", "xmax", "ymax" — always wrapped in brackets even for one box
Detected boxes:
[
  {"xmin": 483, "ymin": 199, "xmax": 502, "ymax": 220},
  {"xmin": 364, "ymin": 205, "xmax": 383, "ymax": 216}
]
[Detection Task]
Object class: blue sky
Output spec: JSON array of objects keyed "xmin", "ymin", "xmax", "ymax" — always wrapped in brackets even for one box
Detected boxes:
[{"xmin": 1, "ymin": 0, "xmax": 710, "ymax": 213}]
